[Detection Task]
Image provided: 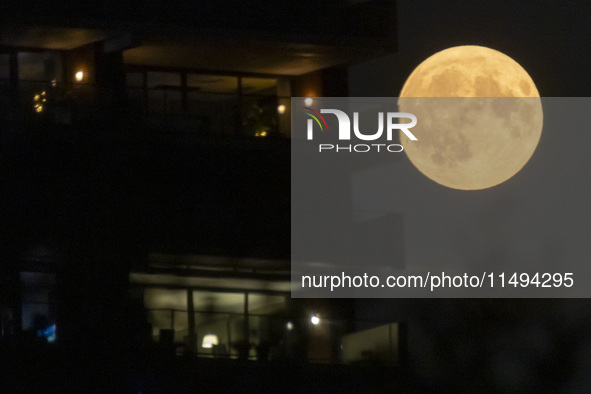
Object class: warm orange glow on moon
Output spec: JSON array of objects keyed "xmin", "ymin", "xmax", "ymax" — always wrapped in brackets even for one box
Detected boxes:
[{"xmin": 399, "ymin": 45, "xmax": 543, "ymax": 190}]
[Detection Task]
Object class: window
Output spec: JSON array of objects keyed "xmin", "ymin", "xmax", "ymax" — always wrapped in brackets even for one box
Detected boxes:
[
  {"xmin": 20, "ymin": 272, "xmax": 57, "ymax": 343},
  {"xmin": 16, "ymin": 52, "xmax": 63, "ymax": 117},
  {"xmin": 125, "ymin": 70, "xmax": 288, "ymax": 136},
  {"xmin": 192, "ymin": 290, "xmax": 245, "ymax": 355},
  {"xmin": 144, "ymin": 288, "xmax": 188, "ymax": 343},
  {"xmin": 247, "ymin": 294, "xmax": 286, "ymax": 360},
  {"xmin": 125, "ymin": 72, "xmax": 145, "ymax": 112},
  {"xmin": 147, "ymin": 72, "xmax": 182, "ymax": 113},
  {"xmin": 143, "ymin": 287, "xmax": 287, "ymax": 359},
  {"xmin": 187, "ymin": 74, "xmax": 239, "ymax": 135},
  {"xmin": 17, "ymin": 52, "xmax": 62, "ymax": 83},
  {"xmin": 241, "ymin": 77, "xmax": 279, "ymax": 137}
]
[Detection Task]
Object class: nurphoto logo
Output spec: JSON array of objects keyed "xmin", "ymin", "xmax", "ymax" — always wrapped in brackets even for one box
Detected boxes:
[{"xmin": 303, "ymin": 107, "xmax": 418, "ymax": 153}]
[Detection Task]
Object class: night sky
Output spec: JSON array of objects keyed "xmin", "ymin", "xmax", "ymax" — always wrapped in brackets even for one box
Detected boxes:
[
  {"xmin": 344, "ymin": 1, "xmax": 591, "ymax": 289},
  {"xmin": 350, "ymin": 1, "xmax": 591, "ymax": 97},
  {"xmin": 345, "ymin": 1, "xmax": 591, "ymax": 390},
  {"xmin": 310, "ymin": 1, "xmax": 591, "ymax": 295}
]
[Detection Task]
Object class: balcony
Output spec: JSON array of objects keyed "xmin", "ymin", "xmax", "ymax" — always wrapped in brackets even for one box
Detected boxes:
[
  {"xmin": 147, "ymin": 307, "xmax": 400, "ymax": 365},
  {"xmin": 1, "ymin": 76, "xmax": 291, "ymax": 261},
  {"xmin": 0, "ymin": 77, "xmax": 291, "ymax": 139}
]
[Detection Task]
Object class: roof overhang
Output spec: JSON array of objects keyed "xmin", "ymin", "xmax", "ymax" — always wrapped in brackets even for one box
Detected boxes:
[{"xmin": 0, "ymin": 26, "xmax": 106, "ymax": 50}]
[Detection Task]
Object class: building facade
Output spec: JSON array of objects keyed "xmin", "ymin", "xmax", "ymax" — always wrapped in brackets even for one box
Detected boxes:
[{"xmin": 0, "ymin": 0, "xmax": 401, "ymax": 374}]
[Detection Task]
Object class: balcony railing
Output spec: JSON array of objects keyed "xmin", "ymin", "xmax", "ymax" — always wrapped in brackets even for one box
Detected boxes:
[
  {"xmin": 0, "ymin": 79, "xmax": 291, "ymax": 139},
  {"xmin": 147, "ymin": 307, "xmax": 400, "ymax": 365}
]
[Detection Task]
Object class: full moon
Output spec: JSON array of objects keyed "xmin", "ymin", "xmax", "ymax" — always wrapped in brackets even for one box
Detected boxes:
[{"xmin": 399, "ymin": 45, "xmax": 543, "ymax": 190}]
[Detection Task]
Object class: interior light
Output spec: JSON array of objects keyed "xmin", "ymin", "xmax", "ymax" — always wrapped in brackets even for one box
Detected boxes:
[
  {"xmin": 33, "ymin": 92, "xmax": 45, "ymax": 113},
  {"xmin": 311, "ymin": 315, "xmax": 320, "ymax": 325},
  {"xmin": 277, "ymin": 104, "xmax": 286, "ymax": 114},
  {"xmin": 304, "ymin": 97, "xmax": 313, "ymax": 106},
  {"xmin": 75, "ymin": 71, "xmax": 84, "ymax": 82},
  {"xmin": 202, "ymin": 334, "xmax": 219, "ymax": 348},
  {"xmin": 37, "ymin": 324, "xmax": 56, "ymax": 343}
]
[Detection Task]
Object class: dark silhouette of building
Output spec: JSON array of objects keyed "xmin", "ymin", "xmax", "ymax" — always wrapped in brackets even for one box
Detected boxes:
[{"xmin": 0, "ymin": 1, "xmax": 402, "ymax": 391}]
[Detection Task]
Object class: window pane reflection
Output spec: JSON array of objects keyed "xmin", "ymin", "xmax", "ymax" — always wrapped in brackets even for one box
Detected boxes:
[
  {"xmin": 187, "ymin": 74, "xmax": 238, "ymax": 94},
  {"xmin": 18, "ymin": 52, "xmax": 62, "ymax": 82},
  {"xmin": 241, "ymin": 77, "xmax": 277, "ymax": 97},
  {"xmin": 144, "ymin": 288, "xmax": 187, "ymax": 310}
]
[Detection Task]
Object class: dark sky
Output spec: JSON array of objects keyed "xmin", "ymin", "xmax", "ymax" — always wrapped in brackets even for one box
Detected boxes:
[
  {"xmin": 349, "ymin": 0, "xmax": 591, "ymax": 97},
  {"xmin": 342, "ymin": 1, "xmax": 591, "ymax": 292},
  {"xmin": 343, "ymin": 4, "xmax": 591, "ymax": 388}
]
